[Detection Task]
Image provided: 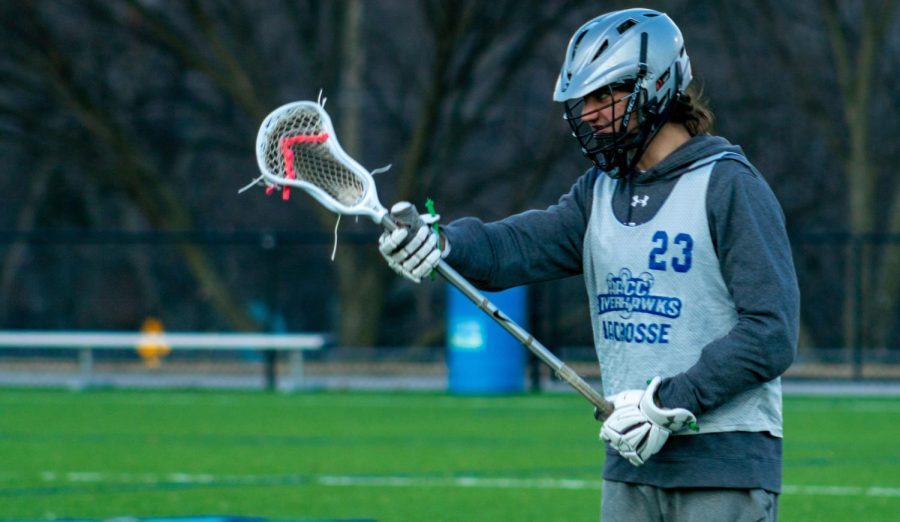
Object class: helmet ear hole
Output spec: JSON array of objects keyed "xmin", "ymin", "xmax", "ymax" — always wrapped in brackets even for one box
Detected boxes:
[{"xmin": 655, "ymin": 69, "xmax": 670, "ymax": 91}]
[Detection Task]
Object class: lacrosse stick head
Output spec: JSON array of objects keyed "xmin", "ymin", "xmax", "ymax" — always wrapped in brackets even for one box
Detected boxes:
[{"xmin": 254, "ymin": 101, "xmax": 388, "ymax": 224}]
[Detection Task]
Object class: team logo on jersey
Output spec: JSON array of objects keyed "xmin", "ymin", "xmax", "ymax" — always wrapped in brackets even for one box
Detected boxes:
[{"xmin": 597, "ymin": 268, "xmax": 682, "ymax": 319}]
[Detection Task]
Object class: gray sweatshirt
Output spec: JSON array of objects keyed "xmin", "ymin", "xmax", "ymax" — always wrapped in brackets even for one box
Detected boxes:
[{"xmin": 442, "ymin": 135, "xmax": 799, "ymax": 492}]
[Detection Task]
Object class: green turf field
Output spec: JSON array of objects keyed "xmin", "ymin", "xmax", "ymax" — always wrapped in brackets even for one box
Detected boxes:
[{"xmin": 0, "ymin": 389, "xmax": 897, "ymax": 521}]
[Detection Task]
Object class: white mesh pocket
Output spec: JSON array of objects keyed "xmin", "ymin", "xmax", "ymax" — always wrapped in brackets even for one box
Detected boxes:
[{"xmin": 261, "ymin": 105, "xmax": 365, "ymax": 206}]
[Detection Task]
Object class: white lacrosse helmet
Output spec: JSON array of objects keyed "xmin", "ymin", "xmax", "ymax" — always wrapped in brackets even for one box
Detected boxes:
[{"xmin": 553, "ymin": 8, "xmax": 692, "ymax": 176}]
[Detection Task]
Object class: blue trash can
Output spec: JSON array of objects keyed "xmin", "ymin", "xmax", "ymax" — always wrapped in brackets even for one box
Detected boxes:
[{"xmin": 447, "ymin": 285, "xmax": 526, "ymax": 394}]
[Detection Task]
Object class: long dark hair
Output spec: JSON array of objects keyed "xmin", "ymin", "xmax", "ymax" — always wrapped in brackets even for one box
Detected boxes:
[{"xmin": 669, "ymin": 84, "xmax": 714, "ymax": 135}]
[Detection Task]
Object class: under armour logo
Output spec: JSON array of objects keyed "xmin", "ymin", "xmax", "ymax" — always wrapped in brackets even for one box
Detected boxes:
[{"xmin": 631, "ymin": 195, "xmax": 649, "ymax": 207}]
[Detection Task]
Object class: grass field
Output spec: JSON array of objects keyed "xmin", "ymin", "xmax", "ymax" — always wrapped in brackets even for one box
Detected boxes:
[{"xmin": 0, "ymin": 388, "xmax": 898, "ymax": 521}]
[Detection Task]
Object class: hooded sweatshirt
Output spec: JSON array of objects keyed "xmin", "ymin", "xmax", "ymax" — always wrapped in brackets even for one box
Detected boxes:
[{"xmin": 442, "ymin": 134, "xmax": 799, "ymax": 492}]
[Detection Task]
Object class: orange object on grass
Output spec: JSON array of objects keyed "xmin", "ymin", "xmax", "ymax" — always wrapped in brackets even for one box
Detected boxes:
[{"xmin": 136, "ymin": 317, "xmax": 171, "ymax": 368}]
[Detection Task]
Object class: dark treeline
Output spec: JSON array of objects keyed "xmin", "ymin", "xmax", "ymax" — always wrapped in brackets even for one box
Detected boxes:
[{"xmin": 0, "ymin": 0, "xmax": 898, "ymax": 353}]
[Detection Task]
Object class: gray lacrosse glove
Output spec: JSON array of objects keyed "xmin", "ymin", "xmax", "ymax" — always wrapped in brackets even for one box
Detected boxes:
[
  {"xmin": 378, "ymin": 202, "xmax": 442, "ymax": 283},
  {"xmin": 599, "ymin": 376, "xmax": 698, "ymax": 466}
]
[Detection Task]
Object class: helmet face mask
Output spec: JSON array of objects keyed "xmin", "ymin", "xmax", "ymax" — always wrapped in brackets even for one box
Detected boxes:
[
  {"xmin": 563, "ymin": 82, "xmax": 647, "ymax": 176},
  {"xmin": 554, "ymin": 8, "xmax": 691, "ymax": 177}
]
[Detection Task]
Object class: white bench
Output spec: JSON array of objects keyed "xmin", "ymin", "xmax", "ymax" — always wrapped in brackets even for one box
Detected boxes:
[{"xmin": 0, "ymin": 330, "xmax": 328, "ymax": 390}]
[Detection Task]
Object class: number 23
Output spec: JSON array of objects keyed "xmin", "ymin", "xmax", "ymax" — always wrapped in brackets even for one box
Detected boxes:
[{"xmin": 648, "ymin": 231, "xmax": 693, "ymax": 273}]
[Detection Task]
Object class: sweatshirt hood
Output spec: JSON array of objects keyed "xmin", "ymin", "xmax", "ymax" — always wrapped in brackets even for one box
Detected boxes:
[{"xmin": 632, "ymin": 135, "xmax": 744, "ymax": 184}]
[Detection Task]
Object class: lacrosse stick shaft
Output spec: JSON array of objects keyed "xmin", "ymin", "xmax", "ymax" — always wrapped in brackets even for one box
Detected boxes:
[
  {"xmin": 382, "ymin": 214, "xmax": 613, "ymax": 420},
  {"xmin": 253, "ymin": 97, "xmax": 611, "ymax": 417},
  {"xmin": 436, "ymin": 260, "xmax": 613, "ymax": 419}
]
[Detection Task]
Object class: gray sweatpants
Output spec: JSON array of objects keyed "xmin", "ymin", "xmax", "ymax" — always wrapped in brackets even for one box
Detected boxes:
[{"xmin": 601, "ymin": 480, "xmax": 778, "ymax": 522}]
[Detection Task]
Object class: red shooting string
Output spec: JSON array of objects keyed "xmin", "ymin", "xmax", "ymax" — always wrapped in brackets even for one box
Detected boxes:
[{"xmin": 277, "ymin": 133, "xmax": 329, "ymax": 200}]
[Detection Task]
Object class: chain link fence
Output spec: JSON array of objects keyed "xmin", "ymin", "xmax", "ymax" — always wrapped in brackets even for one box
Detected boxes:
[{"xmin": 1, "ymin": 230, "xmax": 898, "ymax": 389}]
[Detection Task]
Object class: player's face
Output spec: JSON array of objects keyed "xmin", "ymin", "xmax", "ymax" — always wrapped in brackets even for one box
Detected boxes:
[{"xmin": 580, "ymin": 88, "xmax": 636, "ymax": 135}]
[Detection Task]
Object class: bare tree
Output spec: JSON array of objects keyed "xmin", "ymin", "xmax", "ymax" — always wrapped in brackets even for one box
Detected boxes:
[
  {"xmin": 709, "ymin": 0, "xmax": 900, "ymax": 351},
  {"xmin": 0, "ymin": 1, "xmax": 260, "ymax": 330},
  {"xmin": 814, "ymin": 0, "xmax": 898, "ymax": 349},
  {"xmin": 0, "ymin": 0, "xmax": 594, "ymax": 346}
]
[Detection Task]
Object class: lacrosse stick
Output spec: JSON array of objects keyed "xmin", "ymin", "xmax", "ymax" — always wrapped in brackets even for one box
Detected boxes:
[{"xmin": 250, "ymin": 100, "xmax": 613, "ymax": 420}]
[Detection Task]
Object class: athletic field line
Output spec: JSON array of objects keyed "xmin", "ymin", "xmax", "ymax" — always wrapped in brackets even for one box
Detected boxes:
[
  {"xmin": 1, "ymin": 392, "xmax": 897, "ymax": 412},
  {"xmin": 0, "ymin": 393, "xmax": 587, "ymax": 410},
  {"xmin": 16, "ymin": 471, "xmax": 900, "ymax": 498}
]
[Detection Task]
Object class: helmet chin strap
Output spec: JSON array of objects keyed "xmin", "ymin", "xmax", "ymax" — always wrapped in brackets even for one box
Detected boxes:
[
  {"xmin": 617, "ymin": 33, "xmax": 651, "ymax": 176},
  {"xmin": 605, "ymin": 104, "xmax": 669, "ymax": 178}
]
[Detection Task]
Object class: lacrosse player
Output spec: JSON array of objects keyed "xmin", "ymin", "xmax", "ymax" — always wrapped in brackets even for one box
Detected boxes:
[{"xmin": 380, "ymin": 8, "xmax": 798, "ymax": 521}]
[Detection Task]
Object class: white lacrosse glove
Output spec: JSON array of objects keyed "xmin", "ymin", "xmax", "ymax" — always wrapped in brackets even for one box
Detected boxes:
[
  {"xmin": 599, "ymin": 376, "xmax": 698, "ymax": 466},
  {"xmin": 378, "ymin": 203, "xmax": 442, "ymax": 283}
]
